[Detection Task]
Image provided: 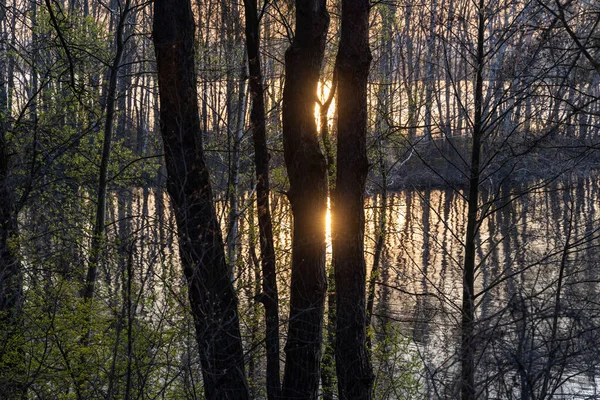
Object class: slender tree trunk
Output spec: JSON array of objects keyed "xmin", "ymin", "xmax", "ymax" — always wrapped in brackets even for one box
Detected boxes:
[
  {"xmin": 367, "ymin": 13, "xmax": 392, "ymax": 343},
  {"xmin": 152, "ymin": 2, "xmax": 249, "ymax": 398},
  {"xmin": 461, "ymin": 1, "xmax": 485, "ymax": 398},
  {"xmin": 0, "ymin": 69, "xmax": 23, "ymax": 400},
  {"xmin": 223, "ymin": 0, "xmax": 246, "ymax": 271},
  {"xmin": 280, "ymin": 0, "xmax": 329, "ymax": 397},
  {"xmin": 124, "ymin": 242, "xmax": 134, "ymax": 400},
  {"xmin": 226, "ymin": 56, "xmax": 248, "ymax": 276},
  {"xmin": 0, "ymin": 0, "xmax": 21, "ymax": 319},
  {"xmin": 539, "ymin": 212, "xmax": 573, "ymax": 399},
  {"xmin": 0, "ymin": 2, "xmax": 23, "ymax": 396},
  {"xmin": 83, "ymin": 0, "xmax": 131, "ymax": 303},
  {"xmin": 332, "ymin": 0, "xmax": 373, "ymax": 398},
  {"xmin": 424, "ymin": 0, "xmax": 438, "ymax": 140},
  {"xmin": 320, "ymin": 76, "xmax": 337, "ymax": 400},
  {"xmin": 242, "ymin": 1, "xmax": 281, "ymax": 398}
]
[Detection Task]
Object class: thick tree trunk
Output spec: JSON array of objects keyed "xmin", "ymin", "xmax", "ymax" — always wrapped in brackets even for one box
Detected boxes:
[
  {"xmin": 152, "ymin": 2, "xmax": 249, "ymax": 399},
  {"xmin": 280, "ymin": 0, "xmax": 329, "ymax": 398},
  {"xmin": 242, "ymin": 1, "xmax": 281, "ymax": 398},
  {"xmin": 332, "ymin": 0, "xmax": 373, "ymax": 398}
]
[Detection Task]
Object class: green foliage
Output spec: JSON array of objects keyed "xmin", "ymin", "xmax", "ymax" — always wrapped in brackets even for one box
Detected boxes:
[
  {"xmin": 371, "ymin": 322, "xmax": 424, "ymax": 400},
  {"xmin": 3, "ymin": 251, "xmax": 200, "ymax": 399}
]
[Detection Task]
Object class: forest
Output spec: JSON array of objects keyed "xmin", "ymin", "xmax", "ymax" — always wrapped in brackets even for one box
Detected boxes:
[{"xmin": 1, "ymin": 0, "xmax": 600, "ymax": 398}]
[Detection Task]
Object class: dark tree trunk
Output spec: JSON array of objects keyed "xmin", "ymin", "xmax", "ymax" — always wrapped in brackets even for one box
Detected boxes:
[
  {"xmin": 332, "ymin": 0, "xmax": 373, "ymax": 398},
  {"xmin": 242, "ymin": 1, "xmax": 281, "ymax": 399},
  {"xmin": 461, "ymin": 0, "xmax": 485, "ymax": 398},
  {"xmin": 0, "ymin": 2, "xmax": 23, "ymax": 395},
  {"xmin": 152, "ymin": 2, "xmax": 249, "ymax": 399},
  {"xmin": 320, "ymin": 75, "xmax": 337, "ymax": 400},
  {"xmin": 280, "ymin": 0, "xmax": 329, "ymax": 398},
  {"xmin": 0, "ymin": 137, "xmax": 23, "ymax": 398},
  {"xmin": 0, "ymin": 81, "xmax": 23, "ymax": 400},
  {"xmin": 82, "ymin": 0, "xmax": 130, "ymax": 306}
]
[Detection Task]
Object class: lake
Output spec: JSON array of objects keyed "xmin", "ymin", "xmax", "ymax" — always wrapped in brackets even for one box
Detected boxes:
[{"xmin": 113, "ymin": 173, "xmax": 600, "ymax": 398}]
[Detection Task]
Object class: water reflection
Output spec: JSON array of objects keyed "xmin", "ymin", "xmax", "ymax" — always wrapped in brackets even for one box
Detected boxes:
[
  {"xmin": 362, "ymin": 177, "xmax": 600, "ymax": 398},
  {"xmin": 127, "ymin": 176, "xmax": 600, "ymax": 398}
]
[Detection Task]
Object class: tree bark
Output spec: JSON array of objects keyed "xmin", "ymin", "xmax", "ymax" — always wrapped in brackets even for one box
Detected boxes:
[
  {"xmin": 332, "ymin": 0, "xmax": 373, "ymax": 398},
  {"xmin": 242, "ymin": 1, "xmax": 281, "ymax": 399},
  {"xmin": 280, "ymin": 0, "xmax": 329, "ymax": 398},
  {"xmin": 152, "ymin": 1, "xmax": 249, "ymax": 398}
]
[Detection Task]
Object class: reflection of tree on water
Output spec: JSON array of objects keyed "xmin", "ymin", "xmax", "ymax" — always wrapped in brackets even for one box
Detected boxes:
[
  {"xmin": 369, "ymin": 176, "xmax": 600, "ymax": 398},
  {"xmin": 24, "ymin": 177, "xmax": 600, "ymax": 398},
  {"xmin": 413, "ymin": 189, "xmax": 436, "ymax": 344},
  {"xmin": 369, "ymin": 191, "xmax": 423, "ymax": 399},
  {"xmin": 84, "ymin": 178, "xmax": 600, "ymax": 399}
]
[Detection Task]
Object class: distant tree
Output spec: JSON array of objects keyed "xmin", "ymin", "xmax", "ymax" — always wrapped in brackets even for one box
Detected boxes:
[{"xmin": 541, "ymin": 0, "xmax": 600, "ymax": 76}]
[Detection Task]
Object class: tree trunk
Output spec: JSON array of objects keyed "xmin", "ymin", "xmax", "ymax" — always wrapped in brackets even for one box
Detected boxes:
[
  {"xmin": 332, "ymin": 0, "xmax": 373, "ymax": 398},
  {"xmin": 152, "ymin": 2, "xmax": 249, "ymax": 398},
  {"xmin": 0, "ymin": 1, "xmax": 23, "ymax": 395},
  {"xmin": 320, "ymin": 75, "xmax": 337, "ymax": 400},
  {"xmin": 461, "ymin": 0, "xmax": 485, "ymax": 398},
  {"xmin": 280, "ymin": 0, "xmax": 329, "ymax": 398},
  {"xmin": 226, "ymin": 57, "xmax": 248, "ymax": 277},
  {"xmin": 82, "ymin": 0, "xmax": 130, "ymax": 304},
  {"xmin": 424, "ymin": 0, "xmax": 438, "ymax": 140},
  {"xmin": 242, "ymin": 1, "xmax": 281, "ymax": 398},
  {"xmin": 0, "ymin": 81, "xmax": 23, "ymax": 400}
]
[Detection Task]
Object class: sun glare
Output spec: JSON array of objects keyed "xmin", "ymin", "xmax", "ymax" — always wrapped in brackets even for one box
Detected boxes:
[
  {"xmin": 326, "ymin": 196, "xmax": 332, "ymax": 258},
  {"xmin": 315, "ymin": 81, "xmax": 336, "ymax": 133}
]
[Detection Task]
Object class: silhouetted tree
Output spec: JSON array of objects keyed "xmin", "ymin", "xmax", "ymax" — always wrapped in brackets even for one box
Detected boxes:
[
  {"xmin": 243, "ymin": 0, "xmax": 281, "ymax": 398},
  {"xmin": 152, "ymin": 1, "xmax": 249, "ymax": 398},
  {"xmin": 281, "ymin": 0, "xmax": 330, "ymax": 397},
  {"xmin": 332, "ymin": 0, "xmax": 374, "ymax": 398}
]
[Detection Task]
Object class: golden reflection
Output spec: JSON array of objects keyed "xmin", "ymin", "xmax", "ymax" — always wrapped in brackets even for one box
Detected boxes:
[{"xmin": 326, "ymin": 196, "xmax": 332, "ymax": 259}]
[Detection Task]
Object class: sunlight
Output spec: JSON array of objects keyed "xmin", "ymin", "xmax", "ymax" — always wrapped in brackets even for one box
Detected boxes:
[
  {"xmin": 315, "ymin": 81, "xmax": 336, "ymax": 133},
  {"xmin": 325, "ymin": 196, "xmax": 332, "ymax": 259}
]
